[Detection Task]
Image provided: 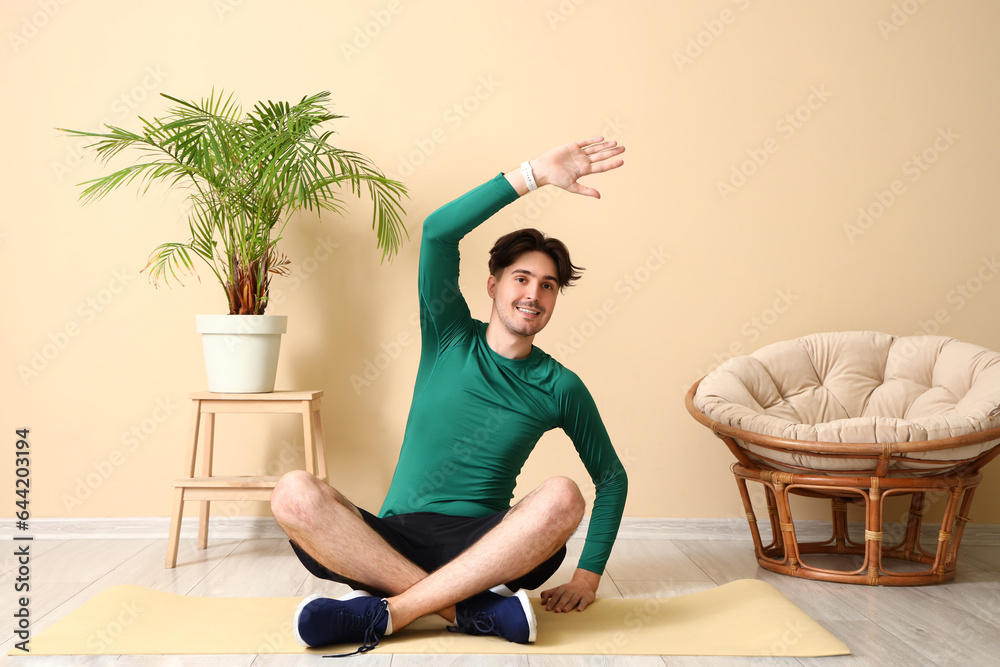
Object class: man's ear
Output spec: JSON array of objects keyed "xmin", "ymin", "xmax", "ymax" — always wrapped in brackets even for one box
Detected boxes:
[{"xmin": 486, "ymin": 274, "xmax": 497, "ymax": 299}]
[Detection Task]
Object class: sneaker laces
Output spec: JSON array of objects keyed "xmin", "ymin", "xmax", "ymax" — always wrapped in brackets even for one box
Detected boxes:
[
  {"xmin": 448, "ymin": 611, "xmax": 501, "ymax": 638},
  {"xmin": 323, "ymin": 598, "xmax": 389, "ymax": 658}
]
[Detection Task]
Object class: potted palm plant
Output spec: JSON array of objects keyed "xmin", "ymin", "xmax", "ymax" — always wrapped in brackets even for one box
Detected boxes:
[{"xmin": 61, "ymin": 90, "xmax": 407, "ymax": 392}]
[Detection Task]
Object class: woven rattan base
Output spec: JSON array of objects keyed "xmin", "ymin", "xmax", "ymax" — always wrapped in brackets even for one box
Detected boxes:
[{"xmin": 731, "ymin": 464, "xmax": 983, "ymax": 585}]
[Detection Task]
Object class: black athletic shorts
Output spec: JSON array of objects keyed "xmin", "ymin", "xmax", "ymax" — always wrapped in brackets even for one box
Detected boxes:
[{"xmin": 289, "ymin": 507, "xmax": 567, "ymax": 598}]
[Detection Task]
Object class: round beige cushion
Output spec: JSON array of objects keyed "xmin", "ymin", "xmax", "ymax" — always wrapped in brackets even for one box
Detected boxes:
[{"xmin": 694, "ymin": 331, "xmax": 1000, "ymax": 472}]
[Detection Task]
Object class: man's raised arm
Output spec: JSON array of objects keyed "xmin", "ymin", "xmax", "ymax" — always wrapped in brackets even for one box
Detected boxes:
[{"xmin": 417, "ymin": 136, "xmax": 624, "ymax": 345}]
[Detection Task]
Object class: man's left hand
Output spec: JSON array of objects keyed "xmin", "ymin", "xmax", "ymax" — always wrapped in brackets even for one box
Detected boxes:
[
  {"xmin": 540, "ymin": 567, "xmax": 601, "ymax": 612},
  {"xmin": 531, "ymin": 137, "xmax": 625, "ymax": 199}
]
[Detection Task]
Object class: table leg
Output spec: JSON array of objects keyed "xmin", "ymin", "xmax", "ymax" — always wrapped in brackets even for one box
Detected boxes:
[
  {"xmin": 198, "ymin": 412, "xmax": 215, "ymax": 550},
  {"xmin": 302, "ymin": 400, "xmax": 316, "ymax": 476},
  {"xmin": 165, "ymin": 487, "xmax": 185, "ymax": 568}
]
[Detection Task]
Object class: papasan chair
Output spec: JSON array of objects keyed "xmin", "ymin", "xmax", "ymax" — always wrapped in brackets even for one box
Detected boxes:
[{"xmin": 686, "ymin": 331, "xmax": 1000, "ymax": 585}]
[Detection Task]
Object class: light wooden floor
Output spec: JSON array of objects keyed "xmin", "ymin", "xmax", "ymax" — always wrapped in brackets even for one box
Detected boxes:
[{"xmin": 2, "ymin": 533, "xmax": 998, "ymax": 666}]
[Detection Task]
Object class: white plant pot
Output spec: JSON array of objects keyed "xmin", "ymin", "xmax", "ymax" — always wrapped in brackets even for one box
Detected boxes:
[{"xmin": 195, "ymin": 314, "xmax": 287, "ymax": 393}]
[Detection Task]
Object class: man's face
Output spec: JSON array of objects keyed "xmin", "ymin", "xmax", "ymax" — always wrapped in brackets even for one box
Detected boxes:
[{"xmin": 487, "ymin": 250, "xmax": 560, "ymax": 338}]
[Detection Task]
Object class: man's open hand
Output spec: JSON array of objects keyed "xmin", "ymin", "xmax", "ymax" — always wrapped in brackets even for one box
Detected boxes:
[
  {"xmin": 531, "ymin": 137, "xmax": 625, "ymax": 199},
  {"xmin": 540, "ymin": 567, "xmax": 602, "ymax": 612}
]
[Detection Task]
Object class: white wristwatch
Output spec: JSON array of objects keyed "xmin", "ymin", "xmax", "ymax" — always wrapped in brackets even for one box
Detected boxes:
[{"xmin": 520, "ymin": 161, "xmax": 538, "ymax": 191}]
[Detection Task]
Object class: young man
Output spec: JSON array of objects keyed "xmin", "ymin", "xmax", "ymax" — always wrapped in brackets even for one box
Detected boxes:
[{"xmin": 270, "ymin": 137, "xmax": 627, "ymax": 655}]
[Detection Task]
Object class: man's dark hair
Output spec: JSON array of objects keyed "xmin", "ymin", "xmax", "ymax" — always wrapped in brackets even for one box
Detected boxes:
[{"xmin": 488, "ymin": 228, "xmax": 584, "ymax": 292}]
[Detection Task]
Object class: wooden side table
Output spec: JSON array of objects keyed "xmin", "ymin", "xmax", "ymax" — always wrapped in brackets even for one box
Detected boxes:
[{"xmin": 165, "ymin": 390, "xmax": 327, "ymax": 568}]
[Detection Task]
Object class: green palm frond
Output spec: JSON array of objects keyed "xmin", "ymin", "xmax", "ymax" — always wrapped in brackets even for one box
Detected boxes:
[
  {"xmin": 61, "ymin": 90, "xmax": 408, "ymax": 314},
  {"xmin": 143, "ymin": 242, "xmax": 204, "ymax": 287}
]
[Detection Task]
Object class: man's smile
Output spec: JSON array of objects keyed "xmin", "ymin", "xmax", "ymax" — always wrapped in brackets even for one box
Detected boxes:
[{"xmin": 516, "ymin": 304, "xmax": 542, "ymax": 318}]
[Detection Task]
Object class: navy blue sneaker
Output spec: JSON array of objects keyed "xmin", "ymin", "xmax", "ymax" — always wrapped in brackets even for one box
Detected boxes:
[
  {"xmin": 293, "ymin": 590, "xmax": 389, "ymax": 655},
  {"xmin": 451, "ymin": 589, "xmax": 537, "ymax": 643}
]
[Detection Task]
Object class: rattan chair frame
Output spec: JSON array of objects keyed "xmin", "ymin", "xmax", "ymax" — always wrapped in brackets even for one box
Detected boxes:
[{"xmin": 686, "ymin": 379, "xmax": 1000, "ymax": 585}]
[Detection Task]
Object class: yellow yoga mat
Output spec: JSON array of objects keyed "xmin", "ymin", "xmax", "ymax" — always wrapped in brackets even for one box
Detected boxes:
[{"xmin": 12, "ymin": 579, "xmax": 850, "ymax": 657}]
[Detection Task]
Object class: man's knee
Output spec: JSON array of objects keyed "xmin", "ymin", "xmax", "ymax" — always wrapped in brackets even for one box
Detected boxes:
[
  {"xmin": 270, "ymin": 470, "xmax": 325, "ymax": 526},
  {"xmin": 541, "ymin": 476, "xmax": 586, "ymax": 524}
]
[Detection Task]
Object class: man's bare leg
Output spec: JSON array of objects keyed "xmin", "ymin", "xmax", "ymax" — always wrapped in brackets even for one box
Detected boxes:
[
  {"xmin": 387, "ymin": 475, "xmax": 585, "ymax": 631},
  {"xmin": 271, "ymin": 472, "xmax": 584, "ymax": 630},
  {"xmin": 269, "ymin": 470, "xmax": 456, "ymax": 619}
]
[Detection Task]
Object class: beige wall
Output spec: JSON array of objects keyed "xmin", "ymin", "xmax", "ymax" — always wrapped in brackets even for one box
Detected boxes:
[{"xmin": 4, "ymin": 0, "xmax": 1000, "ymax": 525}]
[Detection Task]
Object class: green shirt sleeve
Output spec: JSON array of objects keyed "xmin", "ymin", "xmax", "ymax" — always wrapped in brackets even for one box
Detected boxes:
[
  {"xmin": 417, "ymin": 174, "xmax": 519, "ymax": 350},
  {"xmin": 557, "ymin": 372, "xmax": 629, "ymax": 574}
]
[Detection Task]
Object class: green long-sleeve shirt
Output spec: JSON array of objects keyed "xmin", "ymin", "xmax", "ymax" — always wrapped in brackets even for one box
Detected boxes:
[{"xmin": 378, "ymin": 174, "xmax": 628, "ymax": 574}]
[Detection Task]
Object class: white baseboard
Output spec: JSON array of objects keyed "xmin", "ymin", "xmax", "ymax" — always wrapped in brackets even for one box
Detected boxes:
[
  {"xmin": 6, "ymin": 516, "xmax": 1000, "ymax": 546},
  {"xmin": 610, "ymin": 517, "xmax": 1000, "ymax": 546},
  {"xmin": 5, "ymin": 517, "xmax": 288, "ymax": 540}
]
